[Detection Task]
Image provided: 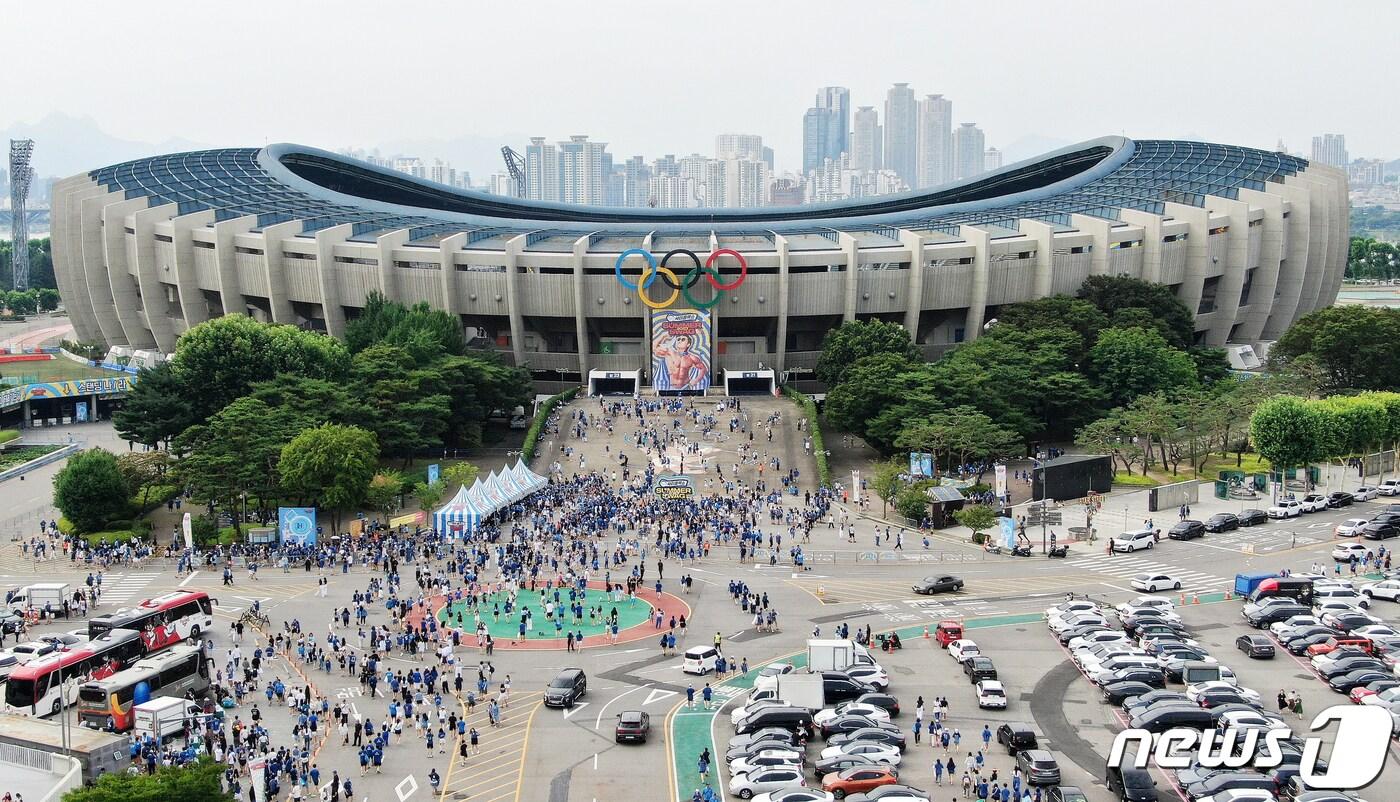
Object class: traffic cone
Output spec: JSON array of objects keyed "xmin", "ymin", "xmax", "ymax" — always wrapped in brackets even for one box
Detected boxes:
[
  {"xmin": 1192, "ymin": 593, "xmax": 1200, "ymax": 605},
  {"xmin": 923, "ymin": 625, "xmax": 930, "ymax": 639},
  {"xmin": 1180, "ymin": 592, "xmax": 1185, "ymax": 605},
  {"xmin": 1224, "ymin": 590, "xmax": 1232, "ymax": 601}
]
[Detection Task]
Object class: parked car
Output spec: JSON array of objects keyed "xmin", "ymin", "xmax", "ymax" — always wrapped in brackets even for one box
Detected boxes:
[
  {"xmin": 1101, "ymin": 680, "xmax": 1157, "ymax": 705},
  {"xmin": 912, "ymin": 576, "xmax": 963, "ymax": 594},
  {"xmin": 1362, "ymin": 523, "xmax": 1399, "ymax": 540},
  {"xmin": 1268, "ymin": 499, "xmax": 1305, "ymax": 519},
  {"xmin": 1169, "ymin": 521, "xmax": 1206, "ymax": 540},
  {"xmin": 1361, "ymin": 579, "xmax": 1400, "ymax": 602},
  {"xmin": 1106, "ymin": 766, "xmax": 1157, "ymax": 802},
  {"xmin": 823, "ymin": 766, "xmax": 899, "ymax": 799},
  {"xmin": 1378, "ymin": 480, "xmax": 1400, "ymax": 497},
  {"xmin": 1353, "ymin": 486, "xmax": 1381, "ymax": 502},
  {"xmin": 1328, "ymin": 492, "xmax": 1356, "ymax": 508},
  {"xmin": 1047, "ymin": 788, "xmax": 1089, "ymax": 802},
  {"xmin": 1111, "ymin": 529, "xmax": 1156, "ymax": 553},
  {"xmin": 1300, "ymin": 493, "xmax": 1331, "ymax": 512},
  {"xmin": 730, "ymin": 766, "xmax": 807, "ymax": 799},
  {"xmin": 1204, "ymin": 513, "xmax": 1239, "ymax": 533},
  {"xmin": 1235, "ymin": 634, "xmax": 1275, "ymax": 659},
  {"xmin": 1236, "ymin": 509, "xmax": 1269, "ymax": 526},
  {"xmin": 614, "ymin": 710, "xmax": 649, "ymax": 743},
  {"xmin": 1016, "ymin": 750, "xmax": 1061, "ymax": 786},
  {"xmin": 1335, "ymin": 518, "xmax": 1370, "ymax": 538}
]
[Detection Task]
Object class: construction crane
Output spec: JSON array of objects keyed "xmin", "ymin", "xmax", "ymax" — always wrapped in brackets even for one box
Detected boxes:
[
  {"xmin": 9, "ymin": 139, "xmax": 35, "ymax": 290},
  {"xmin": 500, "ymin": 146, "xmax": 526, "ymax": 198}
]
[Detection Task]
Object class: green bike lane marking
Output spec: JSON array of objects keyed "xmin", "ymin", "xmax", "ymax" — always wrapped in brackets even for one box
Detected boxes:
[{"xmin": 666, "ymin": 612, "xmax": 1044, "ymax": 801}]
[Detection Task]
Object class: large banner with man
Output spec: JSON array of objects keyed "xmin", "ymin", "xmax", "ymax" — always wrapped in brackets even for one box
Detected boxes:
[{"xmin": 651, "ymin": 308, "xmax": 711, "ymax": 392}]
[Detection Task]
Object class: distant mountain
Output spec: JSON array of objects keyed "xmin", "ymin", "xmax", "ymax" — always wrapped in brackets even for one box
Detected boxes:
[
  {"xmin": 1, "ymin": 113, "xmax": 210, "ymax": 180},
  {"xmin": 1000, "ymin": 135, "xmax": 1073, "ymax": 165},
  {"xmin": 368, "ymin": 132, "xmax": 534, "ymax": 183}
]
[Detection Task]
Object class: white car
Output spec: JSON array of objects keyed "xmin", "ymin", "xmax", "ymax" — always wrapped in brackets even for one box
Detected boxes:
[
  {"xmin": 1353, "ymin": 486, "xmax": 1381, "ymax": 502},
  {"xmin": 1353, "ymin": 624, "xmax": 1400, "ymax": 639},
  {"xmin": 1067, "ymin": 631, "xmax": 1131, "ymax": 650},
  {"xmin": 1217, "ymin": 709, "xmax": 1289, "ymax": 735},
  {"xmin": 1049, "ymin": 614, "xmax": 1109, "ymax": 636},
  {"xmin": 845, "ymin": 664, "xmax": 890, "ymax": 691},
  {"xmin": 1361, "ymin": 687, "xmax": 1400, "ymax": 707},
  {"xmin": 1111, "ymin": 529, "xmax": 1156, "ymax": 552},
  {"xmin": 1130, "ymin": 573, "xmax": 1182, "ymax": 593},
  {"xmin": 1186, "ymin": 681, "xmax": 1260, "ymax": 705},
  {"xmin": 1196, "ymin": 790, "xmax": 1278, "ymax": 802},
  {"xmin": 1115, "ymin": 596, "xmax": 1175, "ymax": 616},
  {"xmin": 729, "ymin": 749, "xmax": 804, "ymax": 777},
  {"xmin": 948, "ymin": 640, "xmax": 980, "ymax": 663},
  {"xmin": 819, "ymin": 741, "xmax": 902, "ymax": 766},
  {"xmin": 1333, "ymin": 542, "xmax": 1370, "ymax": 562},
  {"xmin": 813, "ymin": 703, "xmax": 891, "ymax": 728},
  {"xmin": 1269, "ymin": 615, "xmax": 1321, "ymax": 636},
  {"xmin": 1076, "ymin": 647, "xmax": 1149, "ymax": 673},
  {"xmin": 976, "ymin": 680, "xmax": 1008, "ymax": 709},
  {"xmin": 751, "ymin": 790, "xmax": 836, "ymax": 802},
  {"xmin": 1379, "ymin": 480, "xmax": 1400, "ymax": 497},
  {"xmin": 1267, "ymin": 499, "xmax": 1304, "ymax": 518},
  {"xmin": 1362, "ymin": 580, "xmax": 1400, "ymax": 602},
  {"xmin": 1300, "ymin": 493, "xmax": 1331, "ymax": 512},
  {"xmin": 1046, "ymin": 600, "xmax": 1102, "ymax": 619},
  {"xmin": 729, "ymin": 766, "xmax": 806, "ymax": 799},
  {"xmin": 1314, "ymin": 588, "xmax": 1372, "ymax": 609},
  {"xmin": 1336, "ymin": 518, "xmax": 1370, "ymax": 538}
]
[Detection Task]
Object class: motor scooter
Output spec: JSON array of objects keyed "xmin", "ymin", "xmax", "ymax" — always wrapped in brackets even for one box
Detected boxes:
[
  {"xmin": 1048, "ymin": 544, "xmax": 1069, "ymax": 558},
  {"xmin": 1010, "ymin": 544, "xmax": 1032, "ymax": 557}
]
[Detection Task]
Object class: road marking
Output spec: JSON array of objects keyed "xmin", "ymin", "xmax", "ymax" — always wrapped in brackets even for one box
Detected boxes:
[
  {"xmin": 644, "ymin": 688, "xmax": 678, "ymax": 707},
  {"xmin": 593, "ymin": 753, "xmax": 598, "ymax": 770},
  {"xmin": 1099, "ymin": 583, "xmax": 1133, "ymax": 592},
  {"xmin": 593, "ymin": 683, "xmax": 651, "ymax": 729},
  {"xmin": 396, "ymin": 774, "xmax": 418, "ymax": 801},
  {"xmin": 512, "ymin": 702, "xmax": 543, "ymax": 802},
  {"xmin": 179, "ymin": 571, "xmax": 199, "ymax": 587},
  {"xmin": 561, "ymin": 701, "xmax": 591, "ymax": 719}
]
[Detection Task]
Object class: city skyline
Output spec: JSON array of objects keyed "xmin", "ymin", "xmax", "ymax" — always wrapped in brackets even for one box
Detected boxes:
[{"xmin": 5, "ymin": 0, "xmax": 1398, "ymax": 182}]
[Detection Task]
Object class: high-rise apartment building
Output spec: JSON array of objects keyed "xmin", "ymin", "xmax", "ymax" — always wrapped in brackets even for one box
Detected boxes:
[
  {"xmin": 623, "ymin": 156, "xmax": 651, "ymax": 207},
  {"xmin": 816, "ymin": 86, "xmax": 850, "ymax": 162},
  {"xmin": 488, "ymin": 173, "xmax": 517, "ymax": 197},
  {"xmin": 427, "ymin": 158, "xmax": 455, "ymax": 187},
  {"xmin": 802, "ymin": 106, "xmax": 834, "ymax": 174},
  {"xmin": 721, "ymin": 159, "xmax": 770, "ymax": 208},
  {"xmin": 648, "ymin": 175, "xmax": 698, "ymax": 209},
  {"xmin": 916, "ymin": 94, "xmax": 953, "ymax": 189},
  {"xmin": 883, "ymin": 83, "xmax": 919, "ymax": 188},
  {"xmin": 392, "ymin": 156, "xmax": 425, "ymax": 179},
  {"xmin": 558, "ymin": 135, "xmax": 608, "ymax": 205},
  {"xmin": 984, "ymin": 148, "xmax": 1003, "ymax": 173},
  {"xmin": 851, "ymin": 106, "xmax": 882, "ymax": 172},
  {"xmin": 953, "ymin": 123, "xmax": 985, "ymax": 181},
  {"xmin": 715, "ymin": 134, "xmax": 765, "ymax": 163},
  {"xmin": 524, "ymin": 137, "xmax": 560, "ymax": 202},
  {"xmin": 1311, "ymin": 134, "xmax": 1348, "ymax": 167}
]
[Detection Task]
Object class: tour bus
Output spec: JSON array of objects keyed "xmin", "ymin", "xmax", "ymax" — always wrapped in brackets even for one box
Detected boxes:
[
  {"xmin": 2, "ymin": 629, "xmax": 145, "ymax": 717},
  {"xmin": 88, "ymin": 591, "xmax": 215, "ymax": 654},
  {"xmin": 76, "ymin": 643, "xmax": 211, "ymax": 731}
]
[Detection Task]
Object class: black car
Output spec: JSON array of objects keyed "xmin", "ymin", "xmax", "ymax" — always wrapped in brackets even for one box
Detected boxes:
[
  {"xmin": 1245, "ymin": 603, "xmax": 1311, "ymax": 627},
  {"xmin": 735, "ymin": 706, "xmax": 814, "ymax": 736},
  {"xmin": 1236, "ymin": 634, "xmax": 1276, "ymax": 659},
  {"xmin": 1106, "ymin": 766, "xmax": 1157, "ymax": 802},
  {"xmin": 823, "ymin": 672, "xmax": 876, "ymax": 703},
  {"xmin": 1101, "ymin": 680, "xmax": 1157, "ymax": 705},
  {"xmin": 1169, "ymin": 520, "xmax": 1207, "ymax": 540},
  {"xmin": 543, "ymin": 668, "xmax": 587, "ymax": 708},
  {"xmin": 1329, "ymin": 612, "xmax": 1377, "ymax": 633},
  {"xmin": 729, "ymin": 727, "xmax": 797, "ymax": 751},
  {"xmin": 1129, "ymin": 706, "xmax": 1213, "ymax": 733},
  {"xmin": 1194, "ymin": 687, "xmax": 1254, "ymax": 708},
  {"xmin": 821, "ymin": 713, "xmax": 885, "ymax": 738},
  {"xmin": 912, "ymin": 575, "xmax": 963, "ymax": 594},
  {"xmin": 1057, "ymin": 624, "xmax": 1113, "ymax": 645},
  {"xmin": 1237, "ymin": 509, "xmax": 1269, "ymax": 526},
  {"xmin": 964, "ymin": 657, "xmax": 997, "ymax": 683},
  {"xmin": 1122, "ymin": 690, "xmax": 1189, "ymax": 717},
  {"xmin": 1318, "ymin": 656, "xmax": 1386, "ymax": 679},
  {"xmin": 1204, "ymin": 513, "xmax": 1239, "ymax": 533},
  {"xmin": 614, "ymin": 710, "xmax": 649, "ymax": 743},
  {"xmin": 1371, "ymin": 511, "xmax": 1400, "ymax": 526},
  {"xmin": 813, "ymin": 753, "xmax": 879, "ymax": 779},
  {"xmin": 855, "ymin": 692, "xmax": 901, "ymax": 717},
  {"xmin": 1328, "ymin": 492, "xmax": 1355, "ymax": 508},
  {"xmin": 995, "ymin": 722, "xmax": 1038, "ymax": 754},
  {"xmin": 827, "ymin": 725, "xmax": 906, "ymax": 752},
  {"xmin": 1287, "ymin": 632, "xmax": 1341, "ymax": 655},
  {"xmin": 1362, "ymin": 523, "xmax": 1399, "ymax": 540},
  {"xmin": 1327, "ymin": 668, "xmax": 1393, "ymax": 693},
  {"xmin": 1096, "ymin": 667, "xmax": 1165, "ymax": 689},
  {"xmin": 1046, "ymin": 787, "xmax": 1089, "ymax": 802}
]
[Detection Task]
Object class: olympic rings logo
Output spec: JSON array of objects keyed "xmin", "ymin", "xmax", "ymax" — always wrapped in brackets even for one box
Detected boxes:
[{"xmin": 613, "ymin": 248, "xmax": 748, "ymax": 310}]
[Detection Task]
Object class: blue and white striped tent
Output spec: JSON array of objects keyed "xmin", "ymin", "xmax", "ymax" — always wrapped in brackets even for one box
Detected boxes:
[
  {"xmin": 510, "ymin": 460, "xmax": 548, "ymax": 492},
  {"xmin": 432, "ymin": 485, "xmax": 483, "ymax": 535}
]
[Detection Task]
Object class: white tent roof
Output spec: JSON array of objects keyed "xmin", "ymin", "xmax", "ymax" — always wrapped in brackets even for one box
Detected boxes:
[{"xmin": 432, "ymin": 484, "xmax": 483, "ymax": 533}]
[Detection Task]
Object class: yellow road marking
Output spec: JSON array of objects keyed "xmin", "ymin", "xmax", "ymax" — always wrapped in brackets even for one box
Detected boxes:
[{"xmin": 511, "ymin": 701, "xmax": 543, "ymax": 802}]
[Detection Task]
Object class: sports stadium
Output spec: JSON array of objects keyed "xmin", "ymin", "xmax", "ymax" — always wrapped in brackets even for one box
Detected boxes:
[{"xmin": 50, "ymin": 137, "xmax": 1347, "ymax": 394}]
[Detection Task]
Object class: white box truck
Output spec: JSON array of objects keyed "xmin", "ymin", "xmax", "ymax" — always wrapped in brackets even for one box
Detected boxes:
[
  {"xmin": 5, "ymin": 583, "xmax": 72, "ymax": 615},
  {"xmin": 773, "ymin": 674, "xmax": 825, "ymax": 711},
  {"xmin": 806, "ymin": 639, "xmax": 875, "ymax": 673},
  {"xmin": 133, "ymin": 696, "xmax": 202, "ymax": 741}
]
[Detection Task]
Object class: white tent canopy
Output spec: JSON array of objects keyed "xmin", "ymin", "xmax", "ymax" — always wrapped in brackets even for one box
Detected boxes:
[{"xmin": 432, "ymin": 484, "xmax": 483, "ymax": 535}]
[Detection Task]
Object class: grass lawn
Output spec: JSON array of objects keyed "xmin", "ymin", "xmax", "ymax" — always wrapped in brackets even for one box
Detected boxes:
[
  {"xmin": 0, "ymin": 358, "xmax": 126, "ymax": 384},
  {"xmin": 0, "ymin": 444, "xmax": 61, "ymax": 471},
  {"xmin": 1113, "ymin": 471, "xmax": 1161, "ymax": 487},
  {"xmin": 1199, "ymin": 452, "xmax": 1270, "ymax": 475}
]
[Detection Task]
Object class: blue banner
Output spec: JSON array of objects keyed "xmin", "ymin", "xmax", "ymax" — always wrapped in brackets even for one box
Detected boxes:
[
  {"xmin": 920, "ymin": 453, "xmax": 933, "ymax": 478},
  {"xmin": 427, "ymin": 463, "xmax": 440, "ymax": 485},
  {"xmin": 999, "ymin": 516, "xmax": 1017, "ymax": 548},
  {"xmin": 278, "ymin": 507, "xmax": 317, "ymax": 546},
  {"xmin": 75, "ymin": 402, "xmax": 88, "ymax": 422},
  {"xmin": 909, "ymin": 452, "xmax": 921, "ymax": 476}
]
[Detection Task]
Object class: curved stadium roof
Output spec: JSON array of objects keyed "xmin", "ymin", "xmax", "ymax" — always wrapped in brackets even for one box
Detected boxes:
[{"xmin": 88, "ymin": 136, "xmax": 1310, "ymax": 242}]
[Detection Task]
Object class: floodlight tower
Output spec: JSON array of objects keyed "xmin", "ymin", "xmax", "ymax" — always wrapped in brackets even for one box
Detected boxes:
[{"xmin": 9, "ymin": 139, "xmax": 35, "ymax": 290}]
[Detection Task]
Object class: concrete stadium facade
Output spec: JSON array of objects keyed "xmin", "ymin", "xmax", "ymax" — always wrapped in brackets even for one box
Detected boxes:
[{"xmin": 50, "ymin": 137, "xmax": 1347, "ymax": 392}]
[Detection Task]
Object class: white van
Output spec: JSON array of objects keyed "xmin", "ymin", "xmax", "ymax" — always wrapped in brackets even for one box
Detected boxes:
[
  {"xmin": 5, "ymin": 583, "xmax": 72, "ymax": 615},
  {"xmin": 133, "ymin": 696, "xmax": 204, "ymax": 741},
  {"xmin": 682, "ymin": 646, "xmax": 720, "ymax": 675}
]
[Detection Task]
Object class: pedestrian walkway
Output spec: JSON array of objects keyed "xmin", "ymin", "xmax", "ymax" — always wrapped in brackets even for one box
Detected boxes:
[
  {"xmin": 1067, "ymin": 553, "xmax": 1230, "ymax": 590},
  {"xmin": 786, "ymin": 573, "xmax": 1087, "ymax": 605},
  {"xmin": 437, "ymin": 690, "xmax": 542, "ymax": 802},
  {"xmin": 96, "ymin": 571, "xmax": 161, "ymax": 605}
]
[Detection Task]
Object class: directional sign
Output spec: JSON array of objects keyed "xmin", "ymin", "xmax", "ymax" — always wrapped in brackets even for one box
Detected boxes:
[
  {"xmin": 643, "ymin": 688, "xmax": 678, "ymax": 707},
  {"xmin": 561, "ymin": 701, "xmax": 591, "ymax": 719}
]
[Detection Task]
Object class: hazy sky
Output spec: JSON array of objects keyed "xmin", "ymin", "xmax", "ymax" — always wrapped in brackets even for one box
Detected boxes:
[{"xmin": 9, "ymin": 0, "xmax": 1399, "ymax": 172}]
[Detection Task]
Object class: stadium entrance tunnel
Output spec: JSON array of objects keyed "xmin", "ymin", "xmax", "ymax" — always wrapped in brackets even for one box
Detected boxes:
[
  {"xmin": 587, "ymin": 369, "xmax": 641, "ymax": 396},
  {"xmin": 723, "ymin": 369, "xmax": 776, "ymax": 396}
]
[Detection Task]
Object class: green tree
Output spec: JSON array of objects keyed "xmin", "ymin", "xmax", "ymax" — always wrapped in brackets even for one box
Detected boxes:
[
  {"xmin": 868, "ymin": 459, "xmax": 905, "ymax": 518},
  {"xmin": 278, "ymin": 424, "xmax": 379, "ymax": 534},
  {"xmin": 442, "ymin": 461, "xmax": 480, "ymax": 490},
  {"xmin": 895, "ymin": 483, "xmax": 931, "ymax": 522},
  {"xmin": 822, "ymin": 352, "xmax": 918, "ymax": 435},
  {"xmin": 1088, "ymin": 327, "xmax": 1198, "ymax": 408},
  {"xmin": 815, "ymin": 319, "xmax": 920, "ymax": 387},
  {"xmin": 112, "ymin": 363, "xmax": 197, "ymax": 448},
  {"xmin": 247, "ymin": 374, "xmax": 372, "ymax": 431},
  {"xmin": 1075, "ymin": 413, "xmax": 1146, "ymax": 475},
  {"xmin": 997, "ymin": 295, "xmax": 1109, "ymax": 360},
  {"xmin": 62, "ymin": 756, "xmax": 230, "ymax": 802},
  {"xmin": 1273, "ymin": 305, "xmax": 1400, "ymax": 392},
  {"xmin": 364, "ymin": 470, "xmax": 405, "ymax": 523},
  {"xmin": 352, "ymin": 345, "xmax": 453, "ymax": 460},
  {"xmin": 1077, "ymin": 274, "xmax": 1196, "ymax": 349},
  {"xmin": 414, "ymin": 480, "xmax": 446, "ymax": 512},
  {"xmin": 53, "ymin": 449, "xmax": 129, "ymax": 532},
  {"xmin": 115, "ymin": 451, "xmax": 173, "ymax": 512},
  {"xmin": 36, "ymin": 287, "xmax": 59, "ymax": 311},
  {"xmin": 954, "ymin": 504, "xmax": 999, "ymax": 543},
  {"xmin": 1250, "ymin": 396, "xmax": 1323, "ymax": 480},
  {"xmin": 174, "ymin": 397, "xmax": 301, "ymax": 533}
]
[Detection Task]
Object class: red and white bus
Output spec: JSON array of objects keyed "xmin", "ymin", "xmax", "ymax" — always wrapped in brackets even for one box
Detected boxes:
[
  {"xmin": 76, "ymin": 644, "xmax": 211, "ymax": 731},
  {"xmin": 3, "ymin": 629, "xmax": 145, "ymax": 717},
  {"xmin": 87, "ymin": 590, "xmax": 215, "ymax": 654}
]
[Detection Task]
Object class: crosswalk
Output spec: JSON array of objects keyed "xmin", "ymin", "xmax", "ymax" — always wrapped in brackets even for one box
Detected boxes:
[
  {"xmin": 1067, "ymin": 553, "xmax": 1230, "ymax": 591},
  {"xmin": 96, "ymin": 572, "xmax": 160, "ymax": 606},
  {"xmin": 786, "ymin": 574, "xmax": 1085, "ymax": 606}
]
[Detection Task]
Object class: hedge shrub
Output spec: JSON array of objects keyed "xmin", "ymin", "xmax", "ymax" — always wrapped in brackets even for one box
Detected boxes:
[
  {"xmin": 781, "ymin": 386, "xmax": 831, "ymax": 487},
  {"xmin": 522, "ymin": 386, "xmax": 580, "ymax": 464}
]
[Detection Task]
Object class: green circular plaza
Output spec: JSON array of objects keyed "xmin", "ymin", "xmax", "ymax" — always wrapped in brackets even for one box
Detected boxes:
[{"xmin": 437, "ymin": 586, "xmax": 658, "ymax": 641}]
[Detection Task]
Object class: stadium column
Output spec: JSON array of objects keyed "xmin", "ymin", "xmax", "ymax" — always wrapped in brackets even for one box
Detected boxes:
[
  {"xmin": 101, "ymin": 196, "xmax": 158, "ymax": 348},
  {"xmin": 571, "ymin": 234, "xmax": 590, "ymax": 379},
  {"xmin": 1283, "ymin": 172, "xmax": 1330, "ymax": 319},
  {"xmin": 213, "ymin": 215, "xmax": 256, "ymax": 320},
  {"xmin": 132, "ymin": 203, "xmax": 180, "ymax": 352},
  {"xmin": 961, "ymin": 225, "xmax": 991, "ymax": 342},
  {"xmin": 641, "ymin": 233, "xmax": 656, "ymax": 384},
  {"xmin": 375, "ymin": 229, "xmax": 410, "ymax": 302},
  {"xmin": 49, "ymin": 175, "xmax": 108, "ymax": 344},
  {"xmin": 1162, "ymin": 203, "xmax": 1210, "ymax": 336},
  {"xmin": 1202, "ymin": 196, "xmax": 1252, "ymax": 347},
  {"xmin": 898, "ymin": 229, "xmax": 926, "ymax": 338},
  {"xmin": 1262, "ymin": 182, "xmax": 1311, "ymax": 339},
  {"xmin": 773, "ymin": 233, "xmax": 790, "ymax": 377},
  {"xmin": 1234, "ymin": 189, "xmax": 1285, "ymax": 343},
  {"xmin": 1016, "ymin": 219, "xmax": 1056, "ymax": 298},
  {"xmin": 1068, "ymin": 214, "xmax": 1112, "ymax": 278},
  {"xmin": 79, "ymin": 190, "xmax": 129, "ymax": 345},
  {"xmin": 1118, "ymin": 209, "xmax": 1165, "ymax": 284},
  {"xmin": 839, "ymin": 232, "xmax": 859, "ymax": 323},
  {"xmin": 313, "ymin": 224, "xmax": 352, "ymax": 338},
  {"xmin": 171, "ymin": 209, "xmax": 216, "ymax": 334},
  {"xmin": 501, "ymin": 234, "xmax": 527, "ymax": 368},
  {"xmin": 439, "ymin": 231, "xmax": 465, "ymax": 332},
  {"xmin": 1324, "ymin": 165, "xmax": 1350, "ymax": 308},
  {"xmin": 259, "ymin": 221, "xmax": 302, "ymax": 326},
  {"xmin": 709, "ymin": 232, "xmax": 721, "ymax": 388}
]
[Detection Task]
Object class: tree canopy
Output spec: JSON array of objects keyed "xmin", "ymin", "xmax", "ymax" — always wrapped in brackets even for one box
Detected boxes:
[
  {"xmin": 278, "ymin": 423, "xmax": 380, "ymax": 532},
  {"xmin": 1077, "ymin": 274, "xmax": 1196, "ymax": 349},
  {"xmin": 1273, "ymin": 305, "xmax": 1400, "ymax": 392},
  {"xmin": 61, "ymin": 756, "xmax": 230, "ymax": 802},
  {"xmin": 1088, "ymin": 327, "xmax": 1199, "ymax": 407},
  {"xmin": 815, "ymin": 319, "xmax": 920, "ymax": 386},
  {"xmin": 54, "ymin": 449, "xmax": 130, "ymax": 532}
]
